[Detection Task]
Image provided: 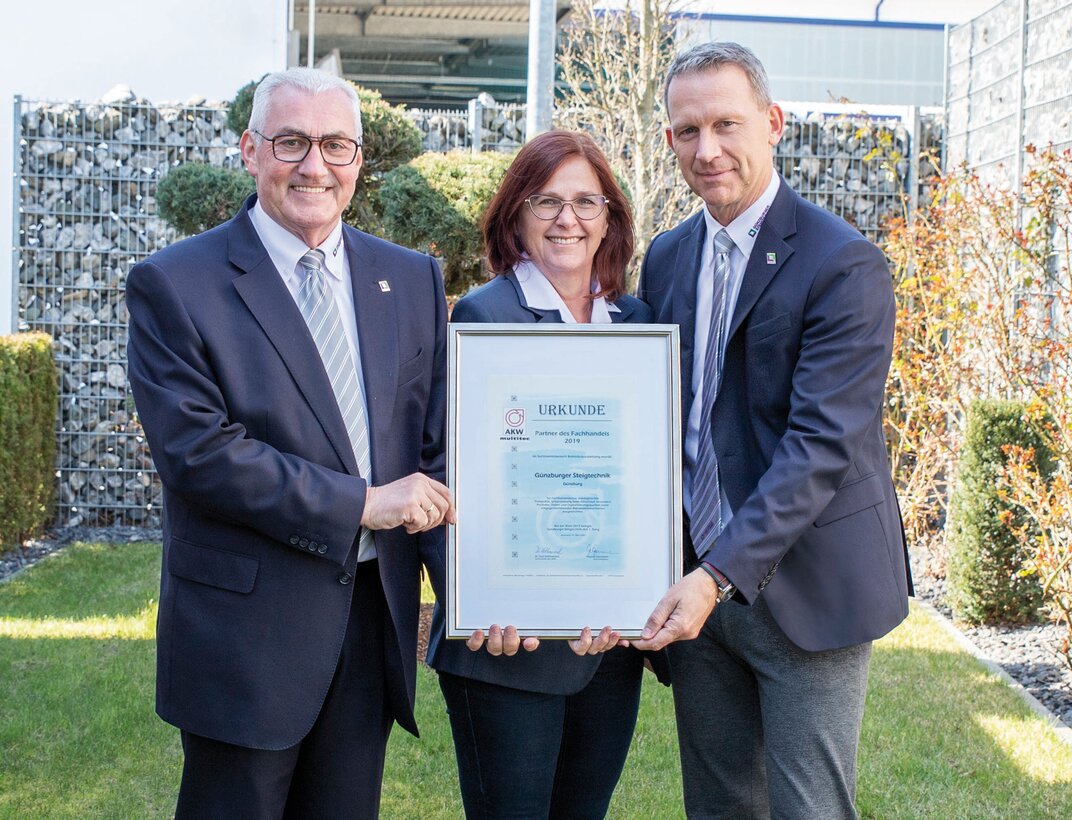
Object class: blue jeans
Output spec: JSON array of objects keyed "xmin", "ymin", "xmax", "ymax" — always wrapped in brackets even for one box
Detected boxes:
[{"xmin": 438, "ymin": 646, "xmax": 644, "ymax": 819}]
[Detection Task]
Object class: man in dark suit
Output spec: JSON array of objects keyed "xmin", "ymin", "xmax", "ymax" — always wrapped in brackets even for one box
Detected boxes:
[
  {"xmin": 632, "ymin": 43, "xmax": 912, "ymax": 818},
  {"xmin": 126, "ymin": 68, "xmax": 453, "ymax": 818}
]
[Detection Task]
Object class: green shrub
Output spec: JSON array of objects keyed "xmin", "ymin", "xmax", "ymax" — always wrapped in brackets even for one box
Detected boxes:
[
  {"xmin": 227, "ymin": 79, "xmax": 258, "ymax": 135},
  {"xmin": 159, "ymin": 81, "xmax": 421, "ymax": 237},
  {"xmin": 343, "ymin": 86, "xmax": 423, "ymax": 233},
  {"xmin": 380, "ymin": 151, "xmax": 514, "ymax": 295},
  {"xmin": 0, "ymin": 333, "xmax": 57, "ymax": 549},
  {"xmin": 156, "ymin": 164, "xmax": 255, "ymax": 236},
  {"xmin": 947, "ymin": 399, "xmax": 1054, "ymax": 625}
]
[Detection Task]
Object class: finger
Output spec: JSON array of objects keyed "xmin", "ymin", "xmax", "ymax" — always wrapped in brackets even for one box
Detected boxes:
[
  {"xmin": 568, "ymin": 626, "xmax": 593, "ymax": 657},
  {"xmin": 427, "ymin": 478, "xmax": 453, "ymax": 504},
  {"xmin": 521, "ymin": 636, "xmax": 540, "ymax": 652},
  {"xmin": 486, "ymin": 624, "xmax": 503, "ymax": 656},
  {"xmin": 466, "ymin": 629, "xmax": 485, "ymax": 652},
  {"xmin": 429, "ymin": 481, "xmax": 457, "ymax": 524},
  {"xmin": 640, "ymin": 594, "xmax": 675, "ymax": 641},
  {"xmin": 502, "ymin": 625, "xmax": 521, "ymax": 657},
  {"xmin": 590, "ymin": 626, "xmax": 620, "ymax": 654}
]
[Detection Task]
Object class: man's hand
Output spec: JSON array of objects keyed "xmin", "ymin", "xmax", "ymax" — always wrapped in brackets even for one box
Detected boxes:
[
  {"xmin": 466, "ymin": 624, "xmax": 540, "ymax": 656},
  {"xmin": 628, "ymin": 569, "xmax": 720, "ymax": 651},
  {"xmin": 361, "ymin": 473, "xmax": 456, "ymax": 534}
]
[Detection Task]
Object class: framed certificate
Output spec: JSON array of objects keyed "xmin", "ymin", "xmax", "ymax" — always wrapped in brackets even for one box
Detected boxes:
[{"xmin": 446, "ymin": 323, "xmax": 683, "ymax": 639}]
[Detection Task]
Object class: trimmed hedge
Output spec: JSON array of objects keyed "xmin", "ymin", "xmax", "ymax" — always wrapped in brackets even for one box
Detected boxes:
[
  {"xmin": 947, "ymin": 399, "xmax": 1053, "ymax": 625},
  {"xmin": 0, "ymin": 333, "xmax": 57, "ymax": 549},
  {"xmin": 157, "ymin": 81, "xmax": 422, "ymax": 237},
  {"xmin": 156, "ymin": 163, "xmax": 256, "ymax": 236},
  {"xmin": 380, "ymin": 150, "xmax": 515, "ymax": 295}
]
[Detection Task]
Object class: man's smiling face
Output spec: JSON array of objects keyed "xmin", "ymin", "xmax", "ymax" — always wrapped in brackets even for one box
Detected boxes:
[{"xmin": 240, "ymin": 86, "xmax": 362, "ymax": 248}]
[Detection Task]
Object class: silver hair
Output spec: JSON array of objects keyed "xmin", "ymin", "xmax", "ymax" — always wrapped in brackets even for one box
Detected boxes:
[
  {"xmin": 664, "ymin": 42, "xmax": 773, "ymax": 113},
  {"xmin": 248, "ymin": 68, "xmax": 363, "ymax": 141}
]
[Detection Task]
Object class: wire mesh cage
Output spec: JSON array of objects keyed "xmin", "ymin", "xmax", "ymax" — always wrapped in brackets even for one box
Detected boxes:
[{"xmin": 14, "ymin": 95, "xmax": 241, "ymax": 527}]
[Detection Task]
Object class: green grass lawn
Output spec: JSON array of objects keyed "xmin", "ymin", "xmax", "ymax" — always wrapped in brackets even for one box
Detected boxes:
[{"xmin": 2, "ymin": 541, "xmax": 1071, "ymax": 819}]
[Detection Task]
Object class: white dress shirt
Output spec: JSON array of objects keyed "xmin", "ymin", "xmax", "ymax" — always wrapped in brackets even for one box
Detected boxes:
[
  {"xmin": 684, "ymin": 172, "xmax": 781, "ymax": 522},
  {"xmin": 513, "ymin": 259, "xmax": 620, "ymax": 324}
]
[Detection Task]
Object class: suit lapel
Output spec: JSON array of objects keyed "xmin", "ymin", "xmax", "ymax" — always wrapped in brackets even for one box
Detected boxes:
[
  {"xmin": 505, "ymin": 271, "xmax": 564, "ymax": 323},
  {"xmin": 727, "ymin": 181, "xmax": 796, "ymax": 342},
  {"xmin": 229, "ymin": 205, "xmax": 360, "ymax": 475},
  {"xmin": 344, "ymin": 227, "xmax": 399, "ymax": 456},
  {"xmin": 673, "ymin": 213, "xmax": 706, "ymax": 414}
]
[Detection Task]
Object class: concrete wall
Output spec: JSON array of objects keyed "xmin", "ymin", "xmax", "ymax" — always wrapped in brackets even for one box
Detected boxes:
[{"xmin": 946, "ymin": 0, "xmax": 1072, "ymax": 184}]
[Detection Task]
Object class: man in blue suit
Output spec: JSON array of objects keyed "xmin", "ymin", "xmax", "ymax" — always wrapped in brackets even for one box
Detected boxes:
[
  {"xmin": 633, "ymin": 43, "xmax": 912, "ymax": 818},
  {"xmin": 127, "ymin": 68, "xmax": 453, "ymax": 818}
]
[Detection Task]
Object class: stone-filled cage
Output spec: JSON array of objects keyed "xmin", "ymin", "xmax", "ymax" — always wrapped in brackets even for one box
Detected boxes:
[{"xmin": 13, "ymin": 95, "xmax": 241, "ymax": 527}]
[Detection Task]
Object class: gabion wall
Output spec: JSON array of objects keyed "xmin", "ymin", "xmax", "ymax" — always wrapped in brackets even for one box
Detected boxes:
[
  {"xmin": 776, "ymin": 107, "xmax": 942, "ymax": 245},
  {"xmin": 14, "ymin": 94, "xmax": 937, "ymax": 527},
  {"xmin": 14, "ymin": 93, "xmax": 241, "ymax": 527},
  {"xmin": 947, "ymin": 0, "xmax": 1072, "ymax": 185},
  {"xmin": 406, "ymin": 96, "xmax": 527, "ymax": 153}
]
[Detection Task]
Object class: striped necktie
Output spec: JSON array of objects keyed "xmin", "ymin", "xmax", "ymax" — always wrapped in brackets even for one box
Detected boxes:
[
  {"xmin": 690, "ymin": 230, "xmax": 735, "ymax": 558},
  {"xmin": 298, "ymin": 248, "xmax": 375, "ymax": 560}
]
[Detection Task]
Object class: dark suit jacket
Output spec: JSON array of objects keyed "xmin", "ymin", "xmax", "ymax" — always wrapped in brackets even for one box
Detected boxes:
[
  {"xmin": 639, "ymin": 179, "xmax": 912, "ymax": 652},
  {"xmin": 425, "ymin": 271, "xmax": 657, "ymax": 694},
  {"xmin": 126, "ymin": 196, "xmax": 447, "ymax": 749}
]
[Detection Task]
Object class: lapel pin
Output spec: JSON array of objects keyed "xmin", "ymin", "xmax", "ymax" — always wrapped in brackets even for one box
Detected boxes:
[
  {"xmin": 766, "ymin": 252, "xmax": 777, "ymax": 265},
  {"xmin": 378, "ymin": 280, "xmax": 391, "ymax": 292}
]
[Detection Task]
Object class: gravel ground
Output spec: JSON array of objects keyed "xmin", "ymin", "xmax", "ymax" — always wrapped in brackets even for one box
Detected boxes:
[
  {"xmin": 910, "ymin": 550, "xmax": 1072, "ymax": 730},
  {"xmin": 3, "ymin": 527, "xmax": 1070, "ymax": 730}
]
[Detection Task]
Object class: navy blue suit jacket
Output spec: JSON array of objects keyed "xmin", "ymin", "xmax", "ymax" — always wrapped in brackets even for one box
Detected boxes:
[
  {"xmin": 426, "ymin": 271, "xmax": 655, "ymax": 695},
  {"xmin": 639, "ymin": 180, "xmax": 911, "ymax": 652},
  {"xmin": 127, "ymin": 196, "xmax": 447, "ymax": 749}
]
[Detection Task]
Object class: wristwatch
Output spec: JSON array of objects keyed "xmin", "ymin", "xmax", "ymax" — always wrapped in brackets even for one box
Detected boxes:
[{"xmin": 700, "ymin": 561, "xmax": 737, "ymax": 604}]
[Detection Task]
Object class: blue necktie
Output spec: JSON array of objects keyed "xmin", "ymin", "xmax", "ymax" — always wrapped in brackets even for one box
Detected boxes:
[
  {"xmin": 690, "ymin": 230, "xmax": 735, "ymax": 557},
  {"xmin": 298, "ymin": 249, "xmax": 375, "ymax": 560}
]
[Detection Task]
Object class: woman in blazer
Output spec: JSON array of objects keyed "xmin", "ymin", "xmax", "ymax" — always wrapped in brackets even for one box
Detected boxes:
[{"xmin": 427, "ymin": 131, "xmax": 658, "ymax": 819}]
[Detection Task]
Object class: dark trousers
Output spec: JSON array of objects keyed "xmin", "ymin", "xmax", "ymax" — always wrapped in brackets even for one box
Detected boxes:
[
  {"xmin": 438, "ymin": 646, "xmax": 644, "ymax": 819},
  {"xmin": 669, "ymin": 594, "xmax": 872, "ymax": 820},
  {"xmin": 175, "ymin": 560, "xmax": 394, "ymax": 820}
]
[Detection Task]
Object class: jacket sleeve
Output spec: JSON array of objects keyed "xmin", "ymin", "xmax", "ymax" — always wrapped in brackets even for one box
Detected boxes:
[{"xmin": 419, "ymin": 257, "xmax": 449, "ymax": 598}]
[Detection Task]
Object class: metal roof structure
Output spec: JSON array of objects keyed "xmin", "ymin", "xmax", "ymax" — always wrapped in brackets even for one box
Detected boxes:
[{"xmin": 292, "ymin": 1, "xmax": 572, "ymax": 107}]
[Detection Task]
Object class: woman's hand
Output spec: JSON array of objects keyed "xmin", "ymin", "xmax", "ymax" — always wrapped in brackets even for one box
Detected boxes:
[
  {"xmin": 466, "ymin": 624, "xmax": 540, "ymax": 656},
  {"xmin": 568, "ymin": 625, "xmax": 621, "ymax": 656}
]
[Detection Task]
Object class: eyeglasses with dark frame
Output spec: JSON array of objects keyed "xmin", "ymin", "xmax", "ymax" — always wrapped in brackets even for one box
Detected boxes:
[
  {"xmin": 524, "ymin": 194, "xmax": 610, "ymax": 221},
  {"xmin": 253, "ymin": 130, "xmax": 362, "ymax": 166}
]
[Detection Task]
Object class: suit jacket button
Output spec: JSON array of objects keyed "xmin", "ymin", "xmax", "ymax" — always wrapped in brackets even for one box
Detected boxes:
[
  {"xmin": 338, "ymin": 572, "xmax": 353, "ymax": 585},
  {"xmin": 317, "ymin": 544, "xmax": 328, "ymax": 554},
  {"xmin": 299, "ymin": 538, "xmax": 309, "ymax": 548},
  {"xmin": 289, "ymin": 535, "xmax": 300, "ymax": 545}
]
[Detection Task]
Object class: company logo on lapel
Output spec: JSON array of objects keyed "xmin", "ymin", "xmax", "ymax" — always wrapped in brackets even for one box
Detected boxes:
[
  {"xmin": 378, "ymin": 280, "xmax": 391, "ymax": 292},
  {"xmin": 766, "ymin": 252, "xmax": 777, "ymax": 265}
]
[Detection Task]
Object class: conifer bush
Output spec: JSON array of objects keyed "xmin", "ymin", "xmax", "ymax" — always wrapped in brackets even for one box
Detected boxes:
[
  {"xmin": 947, "ymin": 400, "xmax": 1052, "ymax": 625},
  {"xmin": 380, "ymin": 150, "xmax": 514, "ymax": 295}
]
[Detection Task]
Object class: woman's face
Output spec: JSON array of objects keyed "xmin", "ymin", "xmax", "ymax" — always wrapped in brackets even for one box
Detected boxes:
[{"xmin": 518, "ymin": 156, "xmax": 609, "ymax": 284}]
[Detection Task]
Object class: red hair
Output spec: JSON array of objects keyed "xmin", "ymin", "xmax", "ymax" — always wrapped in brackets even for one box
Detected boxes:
[{"xmin": 482, "ymin": 131, "xmax": 634, "ymax": 303}]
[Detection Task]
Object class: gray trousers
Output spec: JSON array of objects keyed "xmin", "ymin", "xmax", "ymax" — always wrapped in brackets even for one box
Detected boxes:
[{"xmin": 668, "ymin": 594, "xmax": 872, "ymax": 820}]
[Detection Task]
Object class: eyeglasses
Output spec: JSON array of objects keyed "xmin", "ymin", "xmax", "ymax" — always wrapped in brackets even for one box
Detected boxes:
[
  {"xmin": 524, "ymin": 195, "xmax": 609, "ymax": 221},
  {"xmin": 253, "ymin": 130, "xmax": 362, "ymax": 166}
]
